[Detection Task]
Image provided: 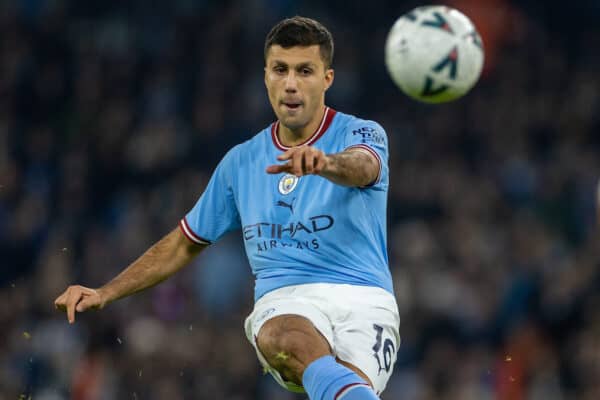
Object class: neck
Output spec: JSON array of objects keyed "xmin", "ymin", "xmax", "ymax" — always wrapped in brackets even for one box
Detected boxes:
[{"xmin": 278, "ymin": 105, "xmax": 327, "ymax": 147}]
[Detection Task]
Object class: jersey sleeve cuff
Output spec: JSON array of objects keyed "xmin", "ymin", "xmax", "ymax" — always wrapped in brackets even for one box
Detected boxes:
[
  {"xmin": 179, "ymin": 217, "xmax": 212, "ymax": 245},
  {"xmin": 345, "ymin": 144, "xmax": 382, "ymax": 187}
]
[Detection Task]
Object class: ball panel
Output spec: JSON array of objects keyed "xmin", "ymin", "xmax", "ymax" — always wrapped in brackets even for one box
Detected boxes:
[{"xmin": 384, "ymin": 5, "xmax": 484, "ymax": 104}]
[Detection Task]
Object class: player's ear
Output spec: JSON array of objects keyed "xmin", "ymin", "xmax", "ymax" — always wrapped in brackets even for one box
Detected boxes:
[
  {"xmin": 324, "ymin": 68, "xmax": 334, "ymax": 91},
  {"xmin": 264, "ymin": 66, "xmax": 268, "ymax": 87}
]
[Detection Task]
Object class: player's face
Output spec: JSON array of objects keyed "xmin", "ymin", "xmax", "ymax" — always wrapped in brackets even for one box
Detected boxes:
[{"xmin": 265, "ymin": 45, "xmax": 334, "ymax": 132}]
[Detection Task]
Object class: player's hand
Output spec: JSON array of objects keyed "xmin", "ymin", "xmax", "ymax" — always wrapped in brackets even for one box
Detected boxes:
[
  {"xmin": 54, "ymin": 285, "xmax": 106, "ymax": 324},
  {"xmin": 266, "ymin": 146, "xmax": 329, "ymax": 176}
]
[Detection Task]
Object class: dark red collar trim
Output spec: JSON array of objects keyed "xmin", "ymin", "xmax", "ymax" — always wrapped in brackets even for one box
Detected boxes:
[{"xmin": 271, "ymin": 107, "xmax": 337, "ymax": 150}]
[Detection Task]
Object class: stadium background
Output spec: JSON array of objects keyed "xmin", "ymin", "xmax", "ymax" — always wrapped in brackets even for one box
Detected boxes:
[{"xmin": 1, "ymin": 0, "xmax": 600, "ymax": 398}]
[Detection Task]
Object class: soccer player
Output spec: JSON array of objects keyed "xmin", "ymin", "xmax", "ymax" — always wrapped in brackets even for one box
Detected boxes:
[{"xmin": 55, "ymin": 16, "xmax": 400, "ymax": 400}]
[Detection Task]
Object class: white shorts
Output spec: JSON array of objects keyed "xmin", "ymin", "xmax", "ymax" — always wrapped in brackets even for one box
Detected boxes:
[{"xmin": 244, "ymin": 283, "xmax": 400, "ymax": 395}]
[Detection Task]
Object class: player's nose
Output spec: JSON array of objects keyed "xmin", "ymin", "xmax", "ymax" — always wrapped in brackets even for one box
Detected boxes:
[{"xmin": 284, "ymin": 71, "xmax": 298, "ymax": 92}]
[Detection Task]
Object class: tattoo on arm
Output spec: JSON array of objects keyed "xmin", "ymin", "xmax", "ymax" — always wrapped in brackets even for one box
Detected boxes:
[{"xmin": 320, "ymin": 150, "xmax": 379, "ymax": 187}]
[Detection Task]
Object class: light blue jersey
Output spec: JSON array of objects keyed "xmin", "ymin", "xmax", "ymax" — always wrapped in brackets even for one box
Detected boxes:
[{"xmin": 180, "ymin": 107, "xmax": 393, "ymax": 300}]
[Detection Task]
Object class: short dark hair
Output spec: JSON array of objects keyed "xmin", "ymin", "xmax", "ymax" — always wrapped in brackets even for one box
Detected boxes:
[{"xmin": 264, "ymin": 16, "xmax": 334, "ymax": 69}]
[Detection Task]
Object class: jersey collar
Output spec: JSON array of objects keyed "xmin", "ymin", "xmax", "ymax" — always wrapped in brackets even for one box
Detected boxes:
[{"xmin": 271, "ymin": 106, "xmax": 337, "ymax": 150}]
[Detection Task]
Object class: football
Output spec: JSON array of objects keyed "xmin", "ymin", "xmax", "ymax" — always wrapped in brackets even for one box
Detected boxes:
[{"xmin": 384, "ymin": 5, "xmax": 484, "ymax": 103}]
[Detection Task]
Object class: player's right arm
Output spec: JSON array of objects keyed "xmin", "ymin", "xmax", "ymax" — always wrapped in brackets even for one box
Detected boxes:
[{"xmin": 54, "ymin": 226, "xmax": 206, "ymax": 324}]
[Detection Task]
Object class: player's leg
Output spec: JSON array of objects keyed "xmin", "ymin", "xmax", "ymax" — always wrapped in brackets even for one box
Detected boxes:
[
  {"xmin": 328, "ymin": 286, "xmax": 401, "ymax": 396},
  {"xmin": 257, "ymin": 314, "xmax": 381, "ymax": 399},
  {"xmin": 256, "ymin": 314, "xmax": 330, "ymax": 384}
]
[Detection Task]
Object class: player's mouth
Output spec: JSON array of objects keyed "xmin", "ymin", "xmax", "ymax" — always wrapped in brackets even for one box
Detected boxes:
[{"xmin": 282, "ymin": 101, "xmax": 302, "ymax": 111}]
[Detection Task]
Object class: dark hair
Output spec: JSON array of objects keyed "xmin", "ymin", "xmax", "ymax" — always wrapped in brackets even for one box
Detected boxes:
[{"xmin": 264, "ymin": 16, "xmax": 334, "ymax": 69}]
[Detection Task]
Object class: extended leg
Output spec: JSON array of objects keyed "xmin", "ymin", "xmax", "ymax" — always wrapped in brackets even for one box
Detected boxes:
[{"xmin": 256, "ymin": 314, "xmax": 379, "ymax": 399}]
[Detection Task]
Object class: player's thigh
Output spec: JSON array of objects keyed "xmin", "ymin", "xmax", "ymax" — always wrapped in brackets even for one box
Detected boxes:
[
  {"xmin": 244, "ymin": 287, "xmax": 335, "ymax": 392},
  {"xmin": 257, "ymin": 314, "xmax": 331, "ymax": 367},
  {"xmin": 244, "ymin": 287, "xmax": 335, "ymax": 351},
  {"xmin": 333, "ymin": 289, "xmax": 400, "ymax": 395}
]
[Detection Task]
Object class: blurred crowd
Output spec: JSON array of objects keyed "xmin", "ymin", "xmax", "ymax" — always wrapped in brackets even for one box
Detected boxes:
[{"xmin": 2, "ymin": 0, "xmax": 600, "ymax": 399}]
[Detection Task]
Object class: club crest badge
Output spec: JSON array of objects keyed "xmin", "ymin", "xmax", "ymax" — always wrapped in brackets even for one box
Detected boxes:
[{"xmin": 278, "ymin": 174, "xmax": 298, "ymax": 195}]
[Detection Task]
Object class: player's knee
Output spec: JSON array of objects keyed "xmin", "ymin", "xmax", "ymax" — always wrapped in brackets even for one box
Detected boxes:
[
  {"xmin": 257, "ymin": 315, "xmax": 331, "ymax": 360},
  {"xmin": 257, "ymin": 315, "xmax": 331, "ymax": 380}
]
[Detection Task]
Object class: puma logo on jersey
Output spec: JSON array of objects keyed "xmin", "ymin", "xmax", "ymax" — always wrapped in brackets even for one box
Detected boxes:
[{"xmin": 276, "ymin": 198, "xmax": 295, "ymax": 213}]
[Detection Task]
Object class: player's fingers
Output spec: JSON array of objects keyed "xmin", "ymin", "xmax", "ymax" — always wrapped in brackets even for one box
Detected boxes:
[
  {"xmin": 291, "ymin": 151, "xmax": 304, "ymax": 176},
  {"xmin": 54, "ymin": 291, "xmax": 68, "ymax": 310},
  {"xmin": 76, "ymin": 287, "xmax": 101, "ymax": 310},
  {"xmin": 276, "ymin": 149, "xmax": 294, "ymax": 161},
  {"xmin": 79, "ymin": 286, "xmax": 98, "ymax": 296},
  {"xmin": 65, "ymin": 287, "xmax": 83, "ymax": 324},
  {"xmin": 314, "ymin": 153, "xmax": 328, "ymax": 174},
  {"xmin": 304, "ymin": 151, "xmax": 315, "ymax": 174},
  {"xmin": 76, "ymin": 298, "xmax": 90, "ymax": 313},
  {"xmin": 266, "ymin": 163, "xmax": 291, "ymax": 174},
  {"xmin": 76, "ymin": 295, "xmax": 98, "ymax": 312}
]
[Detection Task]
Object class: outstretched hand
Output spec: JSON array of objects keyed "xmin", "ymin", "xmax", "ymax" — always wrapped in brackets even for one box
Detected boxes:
[
  {"xmin": 266, "ymin": 146, "xmax": 329, "ymax": 177},
  {"xmin": 54, "ymin": 285, "xmax": 106, "ymax": 324}
]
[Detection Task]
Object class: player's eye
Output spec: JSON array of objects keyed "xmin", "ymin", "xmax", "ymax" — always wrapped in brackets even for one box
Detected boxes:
[
  {"xmin": 273, "ymin": 66, "xmax": 287, "ymax": 74},
  {"xmin": 299, "ymin": 68, "xmax": 313, "ymax": 75}
]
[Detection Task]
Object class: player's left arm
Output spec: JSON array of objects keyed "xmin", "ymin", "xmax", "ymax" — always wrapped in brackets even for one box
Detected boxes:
[{"xmin": 265, "ymin": 146, "xmax": 379, "ymax": 187}]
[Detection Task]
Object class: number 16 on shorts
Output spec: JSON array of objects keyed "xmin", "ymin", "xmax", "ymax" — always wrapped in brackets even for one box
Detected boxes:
[{"xmin": 372, "ymin": 324, "xmax": 396, "ymax": 375}]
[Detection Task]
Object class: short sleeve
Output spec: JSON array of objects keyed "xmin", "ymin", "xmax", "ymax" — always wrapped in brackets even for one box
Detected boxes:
[
  {"xmin": 180, "ymin": 148, "xmax": 241, "ymax": 245},
  {"xmin": 343, "ymin": 120, "xmax": 389, "ymax": 189}
]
